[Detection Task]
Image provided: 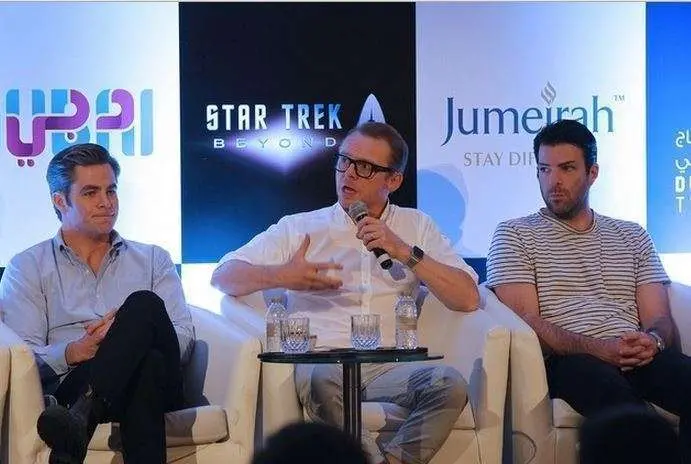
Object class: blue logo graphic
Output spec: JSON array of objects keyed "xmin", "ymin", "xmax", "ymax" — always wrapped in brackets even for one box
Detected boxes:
[{"xmin": 4, "ymin": 88, "xmax": 153, "ymax": 167}]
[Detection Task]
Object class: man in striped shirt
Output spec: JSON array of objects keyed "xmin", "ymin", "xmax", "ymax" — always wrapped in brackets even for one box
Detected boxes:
[{"xmin": 486, "ymin": 119, "xmax": 691, "ymax": 459}]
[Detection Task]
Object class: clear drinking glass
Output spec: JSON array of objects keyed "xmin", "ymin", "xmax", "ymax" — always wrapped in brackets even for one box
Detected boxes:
[
  {"xmin": 351, "ymin": 314, "xmax": 381, "ymax": 350},
  {"xmin": 280, "ymin": 317, "xmax": 310, "ymax": 353}
]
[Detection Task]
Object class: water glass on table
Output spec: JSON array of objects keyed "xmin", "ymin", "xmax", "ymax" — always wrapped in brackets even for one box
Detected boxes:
[
  {"xmin": 280, "ymin": 317, "xmax": 310, "ymax": 353},
  {"xmin": 351, "ymin": 314, "xmax": 381, "ymax": 350}
]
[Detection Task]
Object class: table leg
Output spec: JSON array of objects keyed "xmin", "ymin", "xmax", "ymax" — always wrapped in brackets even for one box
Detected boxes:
[{"xmin": 342, "ymin": 362, "xmax": 362, "ymax": 442}]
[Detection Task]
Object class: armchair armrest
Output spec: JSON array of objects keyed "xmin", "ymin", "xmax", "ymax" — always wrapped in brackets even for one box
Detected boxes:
[
  {"xmin": 186, "ymin": 305, "xmax": 262, "ymax": 456},
  {"xmin": 480, "ymin": 284, "xmax": 553, "ymax": 464},
  {"xmin": 417, "ymin": 292, "xmax": 510, "ymax": 464},
  {"xmin": 0, "ymin": 323, "xmax": 49, "ymax": 464},
  {"xmin": 220, "ymin": 295, "xmax": 303, "ymax": 440},
  {"xmin": 668, "ymin": 282, "xmax": 691, "ymax": 355},
  {"xmin": 0, "ymin": 328, "xmax": 11, "ymax": 399},
  {"xmin": 0, "ymin": 325, "xmax": 15, "ymax": 461}
]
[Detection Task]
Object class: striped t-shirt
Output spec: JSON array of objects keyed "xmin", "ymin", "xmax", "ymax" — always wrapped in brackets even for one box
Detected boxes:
[{"xmin": 486, "ymin": 209, "xmax": 669, "ymax": 339}]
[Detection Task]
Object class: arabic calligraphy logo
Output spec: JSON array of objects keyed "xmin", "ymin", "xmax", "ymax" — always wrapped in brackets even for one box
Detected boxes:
[
  {"xmin": 4, "ymin": 88, "xmax": 153, "ymax": 167},
  {"xmin": 675, "ymin": 158, "xmax": 691, "ymax": 174}
]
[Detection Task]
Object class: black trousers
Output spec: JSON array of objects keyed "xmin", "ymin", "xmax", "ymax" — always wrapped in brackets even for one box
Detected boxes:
[
  {"xmin": 54, "ymin": 290, "xmax": 184, "ymax": 464},
  {"xmin": 546, "ymin": 350, "xmax": 691, "ymax": 462}
]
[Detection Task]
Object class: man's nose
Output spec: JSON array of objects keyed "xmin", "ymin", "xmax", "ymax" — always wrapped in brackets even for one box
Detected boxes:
[
  {"xmin": 344, "ymin": 162, "xmax": 358, "ymax": 178},
  {"xmin": 98, "ymin": 192, "xmax": 112, "ymax": 208},
  {"xmin": 548, "ymin": 170, "xmax": 563, "ymax": 187}
]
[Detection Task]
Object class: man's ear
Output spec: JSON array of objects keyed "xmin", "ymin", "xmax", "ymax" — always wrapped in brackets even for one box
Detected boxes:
[
  {"xmin": 588, "ymin": 163, "xmax": 599, "ymax": 186},
  {"xmin": 387, "ymin": 172, "xmax": 403, "ymax": 194},
  {"xmin": 52, "ymin": 191, "xmax": 68, "ymax": 214}
]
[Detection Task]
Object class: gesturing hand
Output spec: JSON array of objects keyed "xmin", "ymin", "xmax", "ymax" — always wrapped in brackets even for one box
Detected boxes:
[
  {"xmin": 89, "ymin": 308, "xmax": 118, "ymax": 338},
  {"xmin": 66, "ymin": 309, "xmax": 118, "ymax": 366},
  {"xmin": 282, "ymin": 234, "xmax": 343, "ymax": 291}
]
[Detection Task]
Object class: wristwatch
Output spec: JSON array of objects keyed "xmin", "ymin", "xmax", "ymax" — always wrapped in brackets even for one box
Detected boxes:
[
  {"xmin": 645, "ymin": 328, "xmax": 666, "ymax": 352},
  {"xmin": 405, "ymin": 246, "xmax": 424, "ymax": 269}
]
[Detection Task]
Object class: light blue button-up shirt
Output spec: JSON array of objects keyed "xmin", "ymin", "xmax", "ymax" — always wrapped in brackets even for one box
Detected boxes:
[{"xmin": 0, "ymin": 231, "xmax": 195, "ymax": 391}]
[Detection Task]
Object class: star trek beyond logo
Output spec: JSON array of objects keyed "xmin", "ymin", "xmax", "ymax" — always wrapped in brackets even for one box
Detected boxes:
[
  {"xmin": 205, "ymin": 93, "xmax": 386, "ymax": 171},
  {"xmin": 3, "ymin": 88, "xmax": 153, "ymax": 167},
  {"xmin": 441, "ymin": 83, "xmax": 622, "ymax": 168}
]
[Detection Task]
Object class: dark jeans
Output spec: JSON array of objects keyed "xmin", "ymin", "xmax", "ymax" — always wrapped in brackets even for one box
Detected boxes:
[
  {"xmin": 546, "ymin": 350, "xmax": 691, "ymax": 462},
  {"xmin": 53, "ymin": 290, "xmax": 184, "ymax": 464}
]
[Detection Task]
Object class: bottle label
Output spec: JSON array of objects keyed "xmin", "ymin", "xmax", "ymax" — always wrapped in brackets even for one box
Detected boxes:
[
  {"xmin": 266, "ymin": 322, "xmax": 278, "ymax": 339},
  {"xmin": 396, "ymin": 315, "xmax": 417, "ymax": 330}
]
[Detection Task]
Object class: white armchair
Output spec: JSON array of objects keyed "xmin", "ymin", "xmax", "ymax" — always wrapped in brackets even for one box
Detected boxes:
[
  {"xmin": 0, "ymin": 305, "xmax": 261, "ymax": 464},
  {"xmin": 0, "ymin": 324, "xmax": 13, "ymax": 462},
  {"xmin": 222, "ymin": 289, "xmax": 510, "ymax": 464},
  {"xmin": 481, "ymin": 282, "xmax": 691, "ymax": 464}
]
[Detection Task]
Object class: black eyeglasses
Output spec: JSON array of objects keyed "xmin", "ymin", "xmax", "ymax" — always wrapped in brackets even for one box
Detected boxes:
[{"xmin": 334, "ymin": 153, "xmax": 395, "ymax": 179}]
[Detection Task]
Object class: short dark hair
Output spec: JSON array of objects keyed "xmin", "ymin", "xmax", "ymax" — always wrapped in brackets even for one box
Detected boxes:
[
  {"xmin": 579, "ymin": 405, "xmax": 680, "ymax": 464},
  {"xmin": 346, "ymin": 121, "xmax": 409, "ymax": 172},
  {"xmin": 46, "ymin": 143, "xmax": 120, "ymax": 221},
  {"xmin": 251, "ymin": 422, "xmax": 369, "ymax": 464},
  {"xmin": 533, "ymin": 119, "xmax": 597, "ymax": 170}
]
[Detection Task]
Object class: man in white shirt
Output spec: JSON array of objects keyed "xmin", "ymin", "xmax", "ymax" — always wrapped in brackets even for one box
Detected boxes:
[{"xmin": 212, "ymin": 121, "xmax": 479, "ymax": 464}]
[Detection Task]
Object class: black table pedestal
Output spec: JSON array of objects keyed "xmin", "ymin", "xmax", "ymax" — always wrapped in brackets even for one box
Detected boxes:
[{"xmin": 342, "ymin": 362, "xmax": 362, "ymax": 442}]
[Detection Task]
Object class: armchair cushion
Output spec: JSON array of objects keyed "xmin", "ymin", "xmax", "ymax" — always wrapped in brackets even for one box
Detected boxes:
[
  {"xmin": 552, "ymin": 399, "xmax": 582, "ymax": 428},
  {"xmin": 551, "ymin": 398, "xmax": 681, "ymax": 431},
  {"xmin": 89, "ymin": 405, "xmax": 228, "ymax": 451}
]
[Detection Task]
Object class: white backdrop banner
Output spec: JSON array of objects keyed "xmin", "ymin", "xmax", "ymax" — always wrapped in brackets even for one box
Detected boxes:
[
  {"xmin": 0, "ymin": 2, "xmax": 181, "ymax": 265},
  {"xmin": 416, "ymin": 2, "xmax": 646, "ymax": 257}
]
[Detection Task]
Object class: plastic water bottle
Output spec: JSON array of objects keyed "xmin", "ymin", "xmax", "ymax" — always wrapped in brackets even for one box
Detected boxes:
[
  {"xmin": 395, "ymin": 293, "xmax": 418, "ymax": 349},
  {"xmin": 265, "ymin": 297, "xmax": 287, "ymax": 352}
]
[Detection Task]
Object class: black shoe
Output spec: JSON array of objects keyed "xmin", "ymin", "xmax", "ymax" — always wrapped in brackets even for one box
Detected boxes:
[{"xmin": 37, "ymin": 388, "xmax": 102, "ymax": 464}]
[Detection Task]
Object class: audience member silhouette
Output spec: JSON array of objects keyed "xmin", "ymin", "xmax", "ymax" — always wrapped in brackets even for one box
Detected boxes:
[{"xmin": 251, "ymin": 422, "xmax": 369, "ymax": 464}]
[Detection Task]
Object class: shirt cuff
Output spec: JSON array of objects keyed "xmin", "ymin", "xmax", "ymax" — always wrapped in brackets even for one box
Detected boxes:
[{"xmin": 38, "ymin": 340, "xmax": 72, "ymax": 378}]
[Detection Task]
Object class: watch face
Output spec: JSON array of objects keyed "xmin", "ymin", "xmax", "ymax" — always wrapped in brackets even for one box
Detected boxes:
[{"xmin": 406, "ymin": 247, "xmax": 423, "ymax": 268}]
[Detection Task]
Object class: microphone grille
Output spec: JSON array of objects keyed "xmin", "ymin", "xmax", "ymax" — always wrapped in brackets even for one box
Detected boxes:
[{"xmin": 348, "ymin": 200, "xmax": 368, "ymax": 221}]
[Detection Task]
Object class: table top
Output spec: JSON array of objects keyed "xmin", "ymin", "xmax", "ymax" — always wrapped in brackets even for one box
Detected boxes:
[{"xmin": 258, "ymin": 347, "xmax": 443, "ymax": 364}]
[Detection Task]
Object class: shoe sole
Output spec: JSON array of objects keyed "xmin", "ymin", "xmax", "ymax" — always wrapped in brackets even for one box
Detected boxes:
[{"xmin": 37, "ymin": 406, "xmax": 87, "ymax": 464}]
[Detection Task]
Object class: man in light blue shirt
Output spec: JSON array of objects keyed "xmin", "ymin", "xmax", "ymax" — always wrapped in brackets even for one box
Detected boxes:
[{"xmin": 0, "ymin": 143, "xmax": 194, "ymax": 464}]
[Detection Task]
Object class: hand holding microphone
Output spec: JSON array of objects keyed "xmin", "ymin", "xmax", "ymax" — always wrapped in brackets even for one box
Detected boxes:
[{"xmin": 348, "ymin": 201, "xmax": 407, "ymax": 270}]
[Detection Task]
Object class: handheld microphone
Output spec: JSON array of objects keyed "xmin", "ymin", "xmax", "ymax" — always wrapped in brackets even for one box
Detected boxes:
[{"xmin": 348, "ymin": 200, "xmax": 393, "ymax": 270}]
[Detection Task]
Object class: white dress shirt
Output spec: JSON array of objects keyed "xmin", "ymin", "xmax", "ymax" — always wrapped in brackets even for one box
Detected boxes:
[{"xmin": 218, "ymin": 203, "xmax": 477, "ymax": 347}]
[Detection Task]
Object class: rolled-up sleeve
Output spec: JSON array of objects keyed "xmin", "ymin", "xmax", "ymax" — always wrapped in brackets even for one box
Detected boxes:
[
  {"xmin": 215, "ymin": 216, "xmax": 295, "ymax": 268},
  {"xmin": 0, "ymin": 254, "xmax": 69, "ymax": 380},
  {"xmin": 420, "ymin": 214, "xmax": 478, "ymax": 283},
  {"xmin": 152, "ymin": 246, "xmax": 195, "ymax": 363}
]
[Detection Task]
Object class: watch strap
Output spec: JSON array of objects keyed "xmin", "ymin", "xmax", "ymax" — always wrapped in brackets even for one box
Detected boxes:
[
  {"xmin": 405, "ymin": 246, "xmax": 424, "ymax": 268},
  {"xmin": 645, "ymin": 328, "xmax": 666, "ymax": 352}
]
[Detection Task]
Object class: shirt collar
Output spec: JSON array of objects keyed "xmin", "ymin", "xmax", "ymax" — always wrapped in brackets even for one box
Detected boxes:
[
  {"xmin": 53, "ymin": 230, "xmax": 127, "ymax": 264},
  {"xmin": 333, "ymin": 201, "xmax": 394, "ymax": 227},
  {"xmin": 538, "ymin": 208, "xmax": 597, "ymax": 234}
]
